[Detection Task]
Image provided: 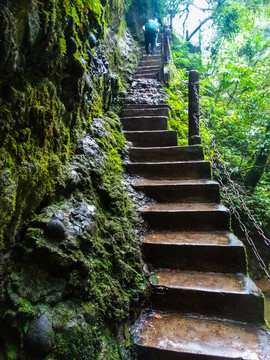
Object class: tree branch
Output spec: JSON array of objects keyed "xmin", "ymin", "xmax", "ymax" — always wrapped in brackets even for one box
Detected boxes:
[
  {"xmin": 226, "ymin": 82, "xmax": 239, "ymax": 107},
  {"xmin": 182, "ymin": 7, "xmax": 190, "ymax": 34},
  {"xmin": 186, "ymin": 17, "xmax": 213, "ymax": 41}
]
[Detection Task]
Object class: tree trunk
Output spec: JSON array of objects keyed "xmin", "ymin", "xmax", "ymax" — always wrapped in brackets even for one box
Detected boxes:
[{"xmin": 245, "ymin": 121, "xmax": 270, "ymax": 191}]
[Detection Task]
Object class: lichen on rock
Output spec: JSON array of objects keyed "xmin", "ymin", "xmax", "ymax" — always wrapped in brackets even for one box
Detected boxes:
[{"xmin": 0, "ymin": 0, "xmax": 146, "ymax": 359}]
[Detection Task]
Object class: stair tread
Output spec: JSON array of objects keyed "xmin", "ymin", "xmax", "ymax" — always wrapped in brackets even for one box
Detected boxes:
[
  {"xmin": 136, "ymin": 65, "xmax": 160, "ymax": 69},
  {"xmin": 152, "ymin": 269, "xmax": 259, "ymax": 294},
  {"xmin": 124, "ymin": 130, "xmax": 175, "ymax": 134},
  {"xmin": 126, "ymin": 160, "xmax": 209, "ymax": 165},
  {"xmin": 129, "ymin": 145, "xmax": 203, "ymax": 152},
  {"xmin": 122, "ymin": 104, "xmax": 169, "ymax": 108},
  {"xmin": 121, "ymin": 116, "xmax": 168, "ymax": 120},
  {"xmin": 143, "ymin": 231, "xmax": 242, "ymax": 246},
  {"xmin": 134, "ymin": 311, "xmax": 269, "ymax": 359},
  {"xmin": 122, "ymin": 106, "xmax": 168, "ymax": 110},
  {"xmin": 141, "ymin": 203, "xmax": 228, "ymax": 212},
  {"xmin": 134, "ymin": 179, "xmax": 218, "ymax": 186},
  {"xmin": 134, "ymin": 72, "xmax": 158, "ymax": 75}
]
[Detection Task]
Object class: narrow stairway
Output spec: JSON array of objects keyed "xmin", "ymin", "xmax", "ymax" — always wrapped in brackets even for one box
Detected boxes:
[{"xmin": 121, "ymin": 43, "xmax": 270, "ymax": 359}]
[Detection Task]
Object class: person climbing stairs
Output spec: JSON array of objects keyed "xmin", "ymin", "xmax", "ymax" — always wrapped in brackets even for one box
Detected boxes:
[{"xmin": 121, "ymin": 42, "xmax": 270, "ymax": 359}]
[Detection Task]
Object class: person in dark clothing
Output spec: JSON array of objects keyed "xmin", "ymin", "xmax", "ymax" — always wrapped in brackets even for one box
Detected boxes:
[
  {"xmin": 153, "ymin": 12, "xmax": 163, "ymax": 27},
  {"xmin": 142, "ymin": 17, "xmax": 159, "ymax": 55}
]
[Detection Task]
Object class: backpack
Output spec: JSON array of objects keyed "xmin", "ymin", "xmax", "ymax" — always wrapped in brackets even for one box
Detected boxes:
[{"xmin": 145, "ymin": 19, "xmax": 159, "ymax": 33}]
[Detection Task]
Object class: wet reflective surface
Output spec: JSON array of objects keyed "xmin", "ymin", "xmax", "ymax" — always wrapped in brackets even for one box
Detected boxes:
[
  {"xmin": 153, "ymin": 269, "xmax": 247, "ymax": 293},
  {"xmin": 134, "ymin": 179, "xmax": 218, "ymax": 186},
  {"xmin": 134, "ymin": 312, "xmax": 270, "ymax": 359},
  {"xmin": 143, "ymin": 231, "xmax": 233, "ymax": 245},
  {"xmin": 142, "ymin": 202, "xmax": 227, "ymax": 211}
]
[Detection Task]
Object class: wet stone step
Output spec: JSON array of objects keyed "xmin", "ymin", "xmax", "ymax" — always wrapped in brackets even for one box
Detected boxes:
[
  {"xmin": 133, "ymin": 179, "xmax": 220, "ymax": 203},
  {"xmin": 140, "ymin": 59, "xmax": 161, "ymax": 67},
  {"xmin": 121, "ymin": 107, "xmax": 169, "ymax": 117},
  {"xmin": 141, "ymin": 203, "xmax": 230, "ymax": 231},
  {"xmin": 142, "ymin": 231, "xmax": 246, "ymax": 273},
  {"xmin": 135, "ymin": 67, "xmax": 160, "ymax": 74},
  {"xmin": 133, "ymin": 73, "xmax": 158, "ymax": 79},
  {"xmin": 129, "ymin": 145, "xmax": 204, "ymax": 162},
  {"xmin": 141, "ymin": 48, "xmax": 162, "ymax": 54},
  {"xmin": 126, "ymin": 160, "xmax": 211, "ymax": 180},
  {"xmin": 122, "ymin": 103, "xmax": 169, "ymax": 110},
  {"xmin": 124, "ymin": 130, "xmax": 178, "ymax": 147},
  {"xmin": 133, "ymin": 311, "xmax": 269, "ymax": 360},
  {"xmin": 136, "ymin": 65, "xmax": 160, "ymax": 71},
  {"xmin": 134, "ymin": 71, "xmax": 159, "ymax": 78},
  {"xmin": 141, "ymin": 54, "xmax": 162, "ymax": 60},
  {"xmin": 150, "ymin": 270, "xmax": 264, "ymax": 323},
  {"xmin": 142, "ymin": 50, "xmax": 162, "ymax": 55},
  {"xmin": 121, "ymin": 116, "xmax": 168, "ymax": 131}
]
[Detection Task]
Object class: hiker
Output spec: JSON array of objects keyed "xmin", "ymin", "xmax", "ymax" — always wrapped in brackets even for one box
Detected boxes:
[
  {"xmin": 153, "ymin": 12, "xmax": 163, "ymax": 28},
  {"xmin": 142, "ymin": 16, "xmax": 159, "ymax": 55}
]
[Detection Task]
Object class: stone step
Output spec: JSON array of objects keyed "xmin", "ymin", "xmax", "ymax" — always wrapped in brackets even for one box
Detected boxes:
[
  {"xmin": 141, "ymin": 203, "xmax": 230, "ymax": 231},
  {"xmin": 141, "ymin": 48, "xmax": 162, "ymax": 55},
  {"xmin": 140, "ymin": 59, "xmax": 161, "ymax": 67},
  {"xmin": 142, "ymin": 231, "xmax": 246, "ymax": 273},
  {"xmin": 133, "ymin": 73, "xmax": 158, "ymax": 79},
  {"xmin": 129, "ymin": 145, "xmax": 204, "ymax": 162},
  {"xmin": 135, "ymin": 67, "xmax": 160, "ymax": 73},
  {"xmin": 121, "ymin": 107, "xmax": 169, "ymax": 117},
  {"xmin": 124, "ymin": 130, "xmax": 177, "ymax": 147},
  {"xmin": 134, "ymin": 179, "xmax": 220, "ymax": 203},
  {"xmin": 135, "ymin": 66, "xmax": 160, "ymax": 74},
  {"xmin": 142, "ymin": 50, "xmax": 162, "ymax": 55},
  {"xmin": 150, "ymin": 270, "xmax": 264, "ymax": 323},
  {"xmin": 122, "ymin": 103, "xmax": 169, "ymax": 110},
  {"xmin": 134, "ymin": 71, "xmax": 159, "ymax": 78},
  {"xmin": 126, "ymin": 160, "xmax": 211, "ymax": 180},
  {"xmin": 133, "ymin": 311, "xmax": 269, "ymax": 359},
  {"xmin": 121, "ymin": 116, "xmax": 168, "ymax": 131},
  {"xmin": 141, "ymin": 54, "xmax": 162, "ymax": 60}
]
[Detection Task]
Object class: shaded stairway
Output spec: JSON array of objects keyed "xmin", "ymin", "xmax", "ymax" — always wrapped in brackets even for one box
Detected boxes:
[{"xmin": 121, "ymin": 44, "xmax": 270, "ymax": 359}]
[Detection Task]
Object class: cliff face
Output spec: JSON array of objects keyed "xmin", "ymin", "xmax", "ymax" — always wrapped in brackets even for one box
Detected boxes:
[{"xmin": 0, "ymin": 0, "xmax": 154, "ymax": 359}]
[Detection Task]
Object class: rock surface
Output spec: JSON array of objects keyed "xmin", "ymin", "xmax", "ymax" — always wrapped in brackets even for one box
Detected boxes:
[{"xmin": 25, "ymin": 313, "xmax": 53, "ymax": 357}]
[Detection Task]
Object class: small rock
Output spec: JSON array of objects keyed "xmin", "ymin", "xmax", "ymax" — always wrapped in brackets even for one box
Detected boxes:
[
  {"xmin": 69, "ymin": 239, "xmax": 78, "ymax": 248},
  {"xmin": 66, "ymin": 36, "xmax": 77, "ymax": 55},
  {"xmin": 52, "ymin": 211, "xmax": 64, "ymax": 222},
  {"xmin": 88, "ymin": 33, "xmax": 97, "ymax": 48},
  {"xmin": 70, "ymin": 58, "xmax": 85, "ymax": 78},
  {"xmin": 25, "ymin": 313, "xmax": 53, "ymax": 357},
  {"xmin": 44, "ymin": 219, "xmax": 66, "ymax": 240},
  {"xmin": 84, "ymin": 73, "xmax": 92, "ymax": 92},
  {"xmin": 91, "ymin": 118, "xmax": 106, "ymax": 138}
]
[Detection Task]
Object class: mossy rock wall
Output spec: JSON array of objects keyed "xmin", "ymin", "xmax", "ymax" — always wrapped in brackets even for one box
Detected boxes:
[{"xmin": 0, "ymin": 0, "xmax": 147, "ymax": 359}]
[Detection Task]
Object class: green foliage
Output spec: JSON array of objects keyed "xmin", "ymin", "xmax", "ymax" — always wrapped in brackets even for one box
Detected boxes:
[
  {"xmin": 167, "ymin": 0, "xmax": 270, "ymax": 275},
  {"xmin": 171, "ymin": 35, "xmax": 203, "ymax": 73},
  {"xmin": 215, "ymin": 1, "xmax": 241, "ymax": 38},
  {"xmin": 6, "ymin": 345, "xmax": 17, "ymax": 360}
]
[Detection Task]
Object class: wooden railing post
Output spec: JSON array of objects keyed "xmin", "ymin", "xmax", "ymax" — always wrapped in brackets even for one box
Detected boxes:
[{"xmin": 188, "ymin": 70, "xmax": 201, "ymax": 145}]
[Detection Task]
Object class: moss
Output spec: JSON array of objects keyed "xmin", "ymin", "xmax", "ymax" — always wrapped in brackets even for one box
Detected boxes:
[
  {"xmin": 0, "ymin": 113, "xmax": 145, "ymax": 358},
  {"xmin": 5, "ymin": 344, "xmax": 17, "ymax": 360},
  {"xmin": 0, "ymin": 0, "xmax": 145, "ymax": 358}
]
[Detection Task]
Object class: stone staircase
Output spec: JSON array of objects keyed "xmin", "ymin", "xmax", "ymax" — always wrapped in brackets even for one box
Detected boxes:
[{"xmin": 121, "ymin": 44, "xmax": 270, "ymax": 359}]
